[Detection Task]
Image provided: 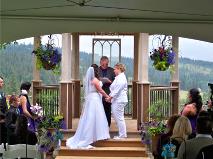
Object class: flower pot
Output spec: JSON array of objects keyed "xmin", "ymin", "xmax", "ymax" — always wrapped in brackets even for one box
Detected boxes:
[
  {"xmin": 154, "ymin": 62, "xmax": 169, "ymax": 71},
  {"xmin": 151, "ymin": 134, "xmax": 161, "ymax": 156},
  {"xmin": 42, "ymin": 61, "xmax": 56, "ymax": 70},
  {"xmin": 45, "ymin": 151, "xmax": 54, "ymax": 159}
]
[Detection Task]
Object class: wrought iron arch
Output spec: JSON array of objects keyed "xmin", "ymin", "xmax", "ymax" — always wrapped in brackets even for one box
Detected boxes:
[{"xmin": 92, "ymin": 38, "xmax": 121, "ymax": 66}]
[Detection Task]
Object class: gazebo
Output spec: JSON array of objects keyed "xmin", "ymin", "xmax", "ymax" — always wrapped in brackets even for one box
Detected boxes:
[
  {"xmin": 1, "ymin": 1, "xmax": 213, "ymax": 158},
  {"xmin": 2, "ymin": 0, "xmax": 213, "ymax": 129}
]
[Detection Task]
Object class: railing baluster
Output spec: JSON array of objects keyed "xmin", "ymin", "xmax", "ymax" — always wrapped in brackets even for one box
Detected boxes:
[
  {"xmin": 150, "ymin": 86, "xmax": 179, "ymax": 119},
  {"xmin": 34, "ymin": 85, "xmax": 60, "ymax": 117},
  {"xmin": 34, "ymin": 84, "xmax": 178, "ymax": 119}
]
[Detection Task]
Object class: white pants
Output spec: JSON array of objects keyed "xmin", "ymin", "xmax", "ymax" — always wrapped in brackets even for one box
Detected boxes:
[{"xmin": 111, "ymin": 102, "xmax": 127, "ymax": 138}]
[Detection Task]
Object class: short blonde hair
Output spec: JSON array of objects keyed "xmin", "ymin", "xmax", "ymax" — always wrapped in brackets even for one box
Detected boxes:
[
  {"xmin": 171, "ymin": 116, "xmax": 192, "ymax": 143},
  {"xmin": 114, "ymin": 63, "xmax": 126, "ymax": 72}
]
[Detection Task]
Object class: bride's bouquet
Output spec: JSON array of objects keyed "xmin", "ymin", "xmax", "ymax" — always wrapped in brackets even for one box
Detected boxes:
[{"xmin": 30, "ymin": 103, "xmax": 43, "ymax": 117}]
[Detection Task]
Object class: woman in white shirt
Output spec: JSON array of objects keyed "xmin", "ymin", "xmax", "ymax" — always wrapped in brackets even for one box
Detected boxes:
[{"xmin": 107, "ymin": 63, "xmax": 128, "ymax": 139}]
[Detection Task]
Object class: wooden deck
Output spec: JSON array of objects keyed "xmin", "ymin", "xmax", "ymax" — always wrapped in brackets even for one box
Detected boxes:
[
  {"xmin": 61, "ymin": 117, "xmax": 139, "ymax": 139},
  {"xmin": 56, "ymin": 118, "xmax": 153, "ymax": 159}
]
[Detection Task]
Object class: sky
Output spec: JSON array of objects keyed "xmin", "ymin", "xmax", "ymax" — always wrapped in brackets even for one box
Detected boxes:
[{"xmin": 17, "ymin": 35, "xmax": 213, "ymax": 62}]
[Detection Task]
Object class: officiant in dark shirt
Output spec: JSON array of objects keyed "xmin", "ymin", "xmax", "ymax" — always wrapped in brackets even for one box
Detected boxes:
[{"xmin": 99, "ymin": 56, "xmax": 115, "ymax": 127}]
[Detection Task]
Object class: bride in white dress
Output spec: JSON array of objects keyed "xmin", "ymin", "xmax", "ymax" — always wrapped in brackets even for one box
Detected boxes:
[{"xmin": 66, "ymin": 64, "xmax": 110, "ymax": 149}]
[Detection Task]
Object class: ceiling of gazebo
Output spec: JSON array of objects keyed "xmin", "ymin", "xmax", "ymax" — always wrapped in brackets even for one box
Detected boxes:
[{"xmin": 1, "ymin": 0, "xmax": 213, "ymax": 43}]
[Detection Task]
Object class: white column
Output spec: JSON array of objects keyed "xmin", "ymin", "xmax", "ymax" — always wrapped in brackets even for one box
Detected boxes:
[
  {"xmin": 71, "ymin": 33, "xmax": 81, "ymax": 118},
  {"xmin": 138, "ymin": 33, "xmax": 149, "ymax": 82},
  {"xmin": 61, "ymin": 33, "xmax": 73, "ymax": 128},
  {"xmin": 171, "ymin": 36, "xmax": 179, "ymax": 82},
  {"xmin": 33, "ymin": 36, "xmax": 41, "ymax": 81},
  {"xmin": 136, "ymin": 33, "xmax": 150, "ymax": 126},
  {"xmin": 32, "ymin": 36, "xmax": 42, "ymax": 105},
  {"xmin": 61, "ymin": 33, "xmax": 72, "ymax": 81},
  {"xmin": 71, "ymin": 33, "xmax": 80, "ymax": 79},
  {"xmin": 133, "ymin": 33, "xmax": 139, "ymax": 81}
]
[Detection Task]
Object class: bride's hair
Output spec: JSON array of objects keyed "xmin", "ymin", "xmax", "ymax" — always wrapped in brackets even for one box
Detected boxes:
[{"xmin": 91, "ymin": 64, "xmax": 100, "ymax": 79}]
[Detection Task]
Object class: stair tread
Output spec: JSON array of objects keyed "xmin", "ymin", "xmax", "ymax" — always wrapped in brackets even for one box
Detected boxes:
[
  {"xmin": 60, "ymin": 146, "xmax": 145, "ymax": 151},
  {"xmin": 56, "ymin": 157, "xmax": 150, "ymax": 159},
  {"xmin": 61, "ymin": 129, "xmax": 139, "ymax": 133},
  {"xmin": 62, "ymin": 138, "xmax": 142, "ymax": 142}
]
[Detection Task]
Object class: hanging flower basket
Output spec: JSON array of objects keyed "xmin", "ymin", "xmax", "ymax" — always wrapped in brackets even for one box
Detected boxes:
[
  {"xmin": 150, "ymin": 35, "xmax": 175, "ymax": 71},
  {"xmin": 150, "ymin": 47, "xmax": 175, "ymax": 71},
  {"xmin": 32, "ymin": 35, "xmax": 61, "ymax": 73},
  {"xmin": 42, "ymin": 60, "xmax": 56, "ymax": 70}
]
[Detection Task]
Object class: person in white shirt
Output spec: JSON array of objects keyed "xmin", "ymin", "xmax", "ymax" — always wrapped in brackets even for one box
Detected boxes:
[{"xmin": 106, "ymin": 63, "xmax": 128, "ymax": 139}]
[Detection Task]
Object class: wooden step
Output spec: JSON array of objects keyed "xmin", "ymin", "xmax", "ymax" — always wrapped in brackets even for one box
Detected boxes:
[
  {"xmin": 61, "ymin": 138, "xmax": 144, "ymax": 147},
  {"xmin": 61, "ymin": 130, "xmax": 141, "ymax": 139},
  {"xmin": 58, "ymin": 146, "xmax": 147, "ymax": 157},
  {"xmin": 56, "ymin": 157, "xmax": 150, "ymax": 159}
]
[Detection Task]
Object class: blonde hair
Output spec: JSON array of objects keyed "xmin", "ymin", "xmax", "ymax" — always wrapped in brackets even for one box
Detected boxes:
[
  {"xmin": 171, "ymin": 116, "xmax": 192, "ymax": 143},
  {"xmin": 114, "ymin": 63, "xmax": 126, "ymax": 72}
]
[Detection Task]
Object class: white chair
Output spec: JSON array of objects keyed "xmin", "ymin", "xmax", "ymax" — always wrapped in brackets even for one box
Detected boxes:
[
  {"xmin": 0, "ymin": 143, "xmax": 5, "ymax": 153},
  {"xmin": 3, "ymin": 144, "xmax": 43, "ymax": 159},
  {"xmin": 0, "ymin": 143, "xmax": 5, "ymax": 159}
]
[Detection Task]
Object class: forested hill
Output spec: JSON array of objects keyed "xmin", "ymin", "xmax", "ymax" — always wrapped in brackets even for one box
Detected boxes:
[{"xmin": 0, "ymin": 44, "xmax": 213, "ymax": 94}]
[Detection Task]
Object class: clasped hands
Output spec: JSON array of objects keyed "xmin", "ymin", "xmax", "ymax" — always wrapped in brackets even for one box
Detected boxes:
[{"xmin": 105, "ymin": 96, "xmax": 112, "ymax": 103}]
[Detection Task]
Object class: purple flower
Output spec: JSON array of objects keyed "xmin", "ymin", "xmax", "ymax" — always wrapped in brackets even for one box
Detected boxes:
[
  {"xmin": 47, "ymin": 131, "xmax": 52, "ymax": 137},
  {"xmin": 150, "ymin": 46, "xmax": 175, "ymax": 71},
  {"xmin": 50, "ymin": 50, "xmax": 61, "ymax": 64},
  {"xmin": 167, "ymin": 50, "xmax": 175, "ymax": 64}
]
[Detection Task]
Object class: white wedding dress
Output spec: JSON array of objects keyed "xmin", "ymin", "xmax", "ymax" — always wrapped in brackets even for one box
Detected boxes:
[{"xmin": 66, "ymin": 67, "xmax": 110, "ymax": 149}]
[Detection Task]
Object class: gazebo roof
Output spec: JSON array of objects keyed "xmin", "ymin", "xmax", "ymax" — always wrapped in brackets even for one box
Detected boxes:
[{"xmin": 1, "ymin": 0, "xmax": 213, "ymax": 43}]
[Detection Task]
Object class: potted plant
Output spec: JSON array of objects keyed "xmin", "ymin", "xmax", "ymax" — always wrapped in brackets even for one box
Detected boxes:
[
  {"xmin": 140, "ymin": 100, "xmax": 168, "ymax": 154},
  {"xmin": 32, "ymin": 35, "xmax": 61, "ymax": 74},
  {"xmin": 30, "ymin": 103, "xmax": 64, "ymax": 158},
  {"xmin": 37, "ymin": 115, "xmax": 64, "ymax": 158},
  {"xmin": 150, "ymin": 35, "xmax": 175, "ymax": 72}
]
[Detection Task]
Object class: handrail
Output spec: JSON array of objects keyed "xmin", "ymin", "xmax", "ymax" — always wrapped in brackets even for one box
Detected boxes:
[
  {"xmin": 33, "ymin": 82, "xmax": 179, "ymax": 118},
  {"xmin": 150, "ymin": 86, "xmax": 178, "ymax": 91},
  {"xmin": 34, "ymin": 85, "xmax": 59, "ymax": 89}
]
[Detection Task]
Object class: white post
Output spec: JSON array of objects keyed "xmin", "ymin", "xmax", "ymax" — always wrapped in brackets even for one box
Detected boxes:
[
  {"xmin": 61, "ymin": 33, "xmax": 73, "ymax": 128},
  {"xmin": 32, "ymin": 36, "xmax": 42, "ymax": 105},
  {"xmin": 71, "ymin": 33, "xmax": 80, "ymax": 79},
  {"xmin": 170, "ymin": 36, "xmax": 180, "ymax": 115},
  {"xmin": 171, "ymin": 36, "xmax": 179, "ymax": 82},
  {"xmin": 137, "ymin": 33, "xmax": 150, "ymax": 126},
  {"xmin": 71, "ymin": 33, "xmax": 81, "ymax": 118},
  {"xmin": 33, "ymin": 36, "xmax": 41, "ymax": 81},
  {"xmin": 138, "ymin": 33, "xmax": 149, "ymax": 83},
  {"xmin": 61, "ymin": 33, "xmax": 72, "ymax": 81}
]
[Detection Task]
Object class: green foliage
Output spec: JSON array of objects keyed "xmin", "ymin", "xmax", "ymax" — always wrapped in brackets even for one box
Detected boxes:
[
  {"xmin": 38, "ymin": 115, "xmax": 64, "ymax": 129},
  {"xmin": 0, "ymin": 41, "xmax": 18, "ymax": 49},
  {"xmin": 33, "ymin": 43, "xmax": 61, "ymax": 75},
  {"xmin": 149, "ymin": 100, "xmax": 168, "ymax": 121},
  {"xmin": 147, "ymin": 122, "xmax": 166, "ymax": 136},
  {"xmin": 37, "ymin": 115, "xmax": 64, "ymax": 152},
  {"xmin": 144, "ymin": 100, "xmax": 168, "ymax": 136},
  {"xmin": 0, "ymin": 44, "xmax": 60, "ymax": 95},
  {"xmin": 36, "ymin": 92, "xmax": 59, "ymax": 117},
  {"xmin": 1, "ymin": 43, "xmax": 213, "ymax": 96}
]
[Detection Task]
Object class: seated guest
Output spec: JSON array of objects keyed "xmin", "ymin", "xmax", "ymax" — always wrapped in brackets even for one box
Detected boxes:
[
  {"xmin": 207, "ymin": 100, "xmax": 213, "ymax": 121},
  {"xmin": 8, "ymin": 115, "xmax": 37, "ymax": 145},
  {"xmin": 5, "ymin": 95, "xmax": 20, "ymax": 139},
  {"xmin": 156, "ymin": 114, "xmax": 180, "ymax": 159},
  {"xmin": 177, "ymin": 116, "xmax": 213, "ymax": 159},
  {"xmin": 199, "ymin": 110, "xmax": 213, "ymax": 121},
  {"xmin": 169, "ymin": 116, "xmax": 192, "ymax": 158},
  {"xmin": 196, "ymin": 144, "xmax": 213, "ymax": 159}
]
